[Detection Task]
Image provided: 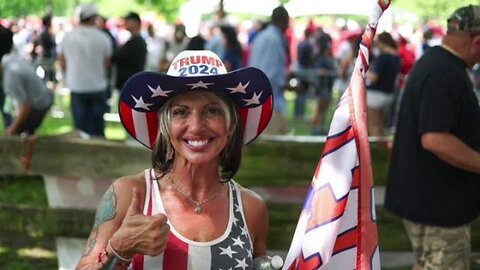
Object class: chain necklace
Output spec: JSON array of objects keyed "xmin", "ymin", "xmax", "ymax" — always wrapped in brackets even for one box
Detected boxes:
[{"xmin": 166, "ymin": 175, "xmax": 226, "ymax": 214}]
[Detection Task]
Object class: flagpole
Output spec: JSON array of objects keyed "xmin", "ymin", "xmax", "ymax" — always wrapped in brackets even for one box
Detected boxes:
[{"xmin": 349, "ymin": 1, "xmax": 391, "ymax": 269}]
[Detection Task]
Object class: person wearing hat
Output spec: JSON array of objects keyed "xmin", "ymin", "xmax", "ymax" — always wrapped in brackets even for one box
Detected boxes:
[
  {"xmin": 385, "ymin": 5, "xmax": 480, "ymax": 270},
  {"xmin": 76, "ymin": 50, "xmax": 273, "ymax": 269},
  {"xmin": 58, "ymin": 3, "xmax": 113, "ymax": 137},
  {"xmin": 112, "ymin": 12, "xmax": 147, "ymax": 91}
]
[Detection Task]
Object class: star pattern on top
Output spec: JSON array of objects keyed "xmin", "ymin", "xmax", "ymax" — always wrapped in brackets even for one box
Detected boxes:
[
  {"xmin": 235, "ymin": 204, "xmax": 241, "ymax": 213},
  {"xmin": 132, "ymin": 95, "xmax": 153, "ymax": 111},
  {"xmin": 235, "ymin": 258, "xmax": 249, "ymax": 270},
  {"xmin": 148, "ymin": 84, "xmax": 173, "ymax": 98},
  {"xmin": 219, "ymin": 246, "xmax": 238, "ymax": 259},
  {"xmin": 187, "ymin": 80, "xmax": 214, "ymax": 89},
  {"xmin": 241, "ymin": 226, "xmax": 249, "ymax": 236},
  {"xmin": 227, "ymin": 81, "xmax": 250, "ymax": 94},
  {"xmin": 242, "ymin": 91, "xmax": 263, "ymax": 106},
  {"xmin": 232, "ymin": 215, "xmax": 239, "ymax": 226},
  {"xmin": 232, "ymin": 236, "xmax": 245, "ymax": 248}
]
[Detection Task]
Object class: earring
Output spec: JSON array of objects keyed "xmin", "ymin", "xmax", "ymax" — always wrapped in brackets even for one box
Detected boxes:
[{"xmin": 167, "ymin": 146, "xmax": 174, "ymax": 161}]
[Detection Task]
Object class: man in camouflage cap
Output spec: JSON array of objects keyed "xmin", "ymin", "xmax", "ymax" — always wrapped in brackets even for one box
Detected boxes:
[
  {"xmin": 447, "ymin": 5, "xmax": 480, "ymax": 34},
  {"xmin": 385, "ymin": 4, "xmax": 480, "ymax": 270}
]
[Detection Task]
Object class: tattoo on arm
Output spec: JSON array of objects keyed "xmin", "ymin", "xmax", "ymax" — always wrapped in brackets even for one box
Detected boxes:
[
  {"xmin": 94, "ymin": 185, "xmax": 118, "ymax": 229},
  {"xmin": 82, "ymin": 229, "xmax": 98, "ymax": 257},
  {"xmin": 82, "ymin": 185, "xmax": 118, "ymax": 257}
]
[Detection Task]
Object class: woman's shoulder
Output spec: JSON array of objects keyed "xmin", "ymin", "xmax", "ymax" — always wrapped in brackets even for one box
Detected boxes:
[
  {"xmin": 235, "ymin": 182, "xmax": 266, "ymax": 211},
  {"xmin": 111, "ymin": 171, "xmax": 148, "ymax": 197}
]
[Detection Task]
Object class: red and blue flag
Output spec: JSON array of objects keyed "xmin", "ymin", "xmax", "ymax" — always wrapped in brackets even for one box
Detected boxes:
[{"xmin": 282, "ymin": 1, "xmax": 391, "ymax": 269}]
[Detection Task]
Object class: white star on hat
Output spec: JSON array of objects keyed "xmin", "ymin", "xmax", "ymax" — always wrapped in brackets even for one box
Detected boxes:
[
  {"xmin": 242, "ymin": 91, "xmax": 263, "ymax": 106},
  {"xmin": 187, "ymin": 80, "xmax": 214, "ymax": 89},
  {"xmin": 227, "ymin": 81, "xmax": 250, "ymax": 94},
  {"xmin": 148, "ymin": 84, "xmax": 173, "ymax": 98},
  {"xmin": 132, "ymin": 95, "xmax": 153, "ymax": 111},
  {"xmin": 219, "ymin": 246, "xmax": 237, "ymax": 259}
]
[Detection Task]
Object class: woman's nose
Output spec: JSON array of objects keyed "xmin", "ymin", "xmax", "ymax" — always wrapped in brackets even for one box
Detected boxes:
[{"xmin": 188, "ymin": 112, "xmax": 206, "ymax": 131}]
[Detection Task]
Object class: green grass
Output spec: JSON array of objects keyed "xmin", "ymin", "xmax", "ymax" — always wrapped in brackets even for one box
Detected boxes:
[
  {"xmin": 0, "ymin": 90, "xmax": 334, "ymax": 138},
  {"xmin": 1, "ymin": 177, "xmax": 480, "ymax": 268},
  {"xmin": 2, "ymin": 177, "xmax": 480, "ymax": 252},
  {"xmin": 0, "ymin": 232, "xmax": 57, "ymax": 270},
  {"xmin": 0, "ymin": 176, "xmax": 47, "ymax": 206}
]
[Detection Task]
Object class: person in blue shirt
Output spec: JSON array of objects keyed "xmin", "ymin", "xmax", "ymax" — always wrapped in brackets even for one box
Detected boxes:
[
  {"xmin": 248, "ymin": 6, "xmax": 290, "ymax": 134},
  {"xmin": 220, "ymin": 25, "xmax": 243, "ymax": 72}
]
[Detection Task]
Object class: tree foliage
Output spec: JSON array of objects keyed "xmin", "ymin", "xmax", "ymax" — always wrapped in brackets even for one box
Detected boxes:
[
  {"xmin": 0, "ymin": 0, "xmax": 47, "ymax": 18},
  {"xmin": 1, "ymin": 0, "xmax": 187, "ymax": 22},
  {"xmin": 393, "ymin": 0, "xmax": 480, "ymax": 23},
  {"xmin": 135, "ymin": 0, "xmax": 188, "ymax": 22},
  {"xmin": 2, "ymin": 0, "xmax": 480, "ymax": 23}
]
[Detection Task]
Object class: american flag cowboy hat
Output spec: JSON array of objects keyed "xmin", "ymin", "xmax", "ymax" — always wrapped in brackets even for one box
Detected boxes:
[{"xmin": 119, "ymin": 50, "xmax": 273, "ymax": 149}]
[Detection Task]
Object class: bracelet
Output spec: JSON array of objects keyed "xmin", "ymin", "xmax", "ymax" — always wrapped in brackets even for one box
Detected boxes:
[{"xmin": 107, "ymin": 239, "xmax": 133, "ymax": 263}]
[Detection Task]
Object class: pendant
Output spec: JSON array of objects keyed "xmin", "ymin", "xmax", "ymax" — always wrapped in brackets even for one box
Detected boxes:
[{"xmin": 194, "ymin": 205, "xmax": 202, "ymax": 214}]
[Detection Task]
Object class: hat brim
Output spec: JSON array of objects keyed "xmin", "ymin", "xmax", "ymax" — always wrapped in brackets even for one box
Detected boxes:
[{"xmin": 119, "ymin": 67, "xmax": 273, "ymax": 149}]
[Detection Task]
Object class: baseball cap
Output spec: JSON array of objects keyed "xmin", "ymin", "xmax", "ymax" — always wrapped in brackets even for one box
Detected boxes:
[
  {"xmin": 76, "ymin": 4, "xmax": 98, "ymax": 21},
  {"xmin": 123, "ymin": 12, "xmax": 141, "ymax": 23},
  {"xmin": 447, "ymin": 5, "xmax": 480, "ymax": 34}
]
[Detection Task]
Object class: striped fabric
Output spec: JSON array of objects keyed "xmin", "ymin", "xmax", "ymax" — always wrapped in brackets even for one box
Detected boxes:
[
  {"xmin": 128, "ymin": 169, "xmax": 253, "ymax": 270},
  {"xmin": 282, "ymin": 1, "xmax": 391, "ymax": 269},
  {"xmin": 118, "ymin": 50, "xmax": 273, "ymax": 149}
]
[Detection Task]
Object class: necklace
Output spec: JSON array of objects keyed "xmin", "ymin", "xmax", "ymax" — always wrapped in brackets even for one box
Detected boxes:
[{"xmin": 166, "ymin": 175, "xmax": 226, "ymax": 214}]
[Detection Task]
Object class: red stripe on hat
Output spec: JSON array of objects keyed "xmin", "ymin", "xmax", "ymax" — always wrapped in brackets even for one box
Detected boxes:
[
  {"xmin": 257, "ymin": 96, "xmax": 272, "ymax": 134},
  {"xmin": 238, "ymin": 107, "xmax": 249, "ymax": 143},
  {"xmin": 146, "ymin": 112, "xmax": 159, "ymax": 149},
  {"xmin": 163, "ymin": 232, "xmax": 189, "ymax": 270},
  {"xmin": 120, "ymin": 102, "xmax": 137, "ymax": 138}
]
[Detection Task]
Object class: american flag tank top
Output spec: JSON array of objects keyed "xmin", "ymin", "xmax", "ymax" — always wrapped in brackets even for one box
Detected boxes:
[{"xmin": 128, "ymin": 169, "xmax": 254, "ymax": 270}]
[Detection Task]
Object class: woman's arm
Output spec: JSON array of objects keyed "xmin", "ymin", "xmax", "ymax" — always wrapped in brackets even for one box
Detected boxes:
[
  {"xmin": 76, "ymin": 174, "xmax": 169, "ymax": 270},
  {"xmin": 241, "ymin": 188, "xmax": 269, "ymax": 257}
]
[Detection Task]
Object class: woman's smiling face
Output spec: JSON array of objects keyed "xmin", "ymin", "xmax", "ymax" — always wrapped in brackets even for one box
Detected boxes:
[{"xmin": 169, "ymin": 91, "xmax": 230, "ymax": 165}]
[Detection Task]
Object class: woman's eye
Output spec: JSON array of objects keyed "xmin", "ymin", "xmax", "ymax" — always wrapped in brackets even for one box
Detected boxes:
[
  {"xmin": 172, "ymin": 108, "xmax": 188, "ymax": 117},
  {"xmin": 205, "ymin": 106, "xmax": 224, "ymax": 117}
]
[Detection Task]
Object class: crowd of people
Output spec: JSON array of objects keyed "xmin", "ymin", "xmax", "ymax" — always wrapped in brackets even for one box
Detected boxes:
[
  {"xmin": 0, "ymin": 3, "xmax": 479, "ymax": 269},
  {"xmin": 2, "ymin": 2, "xmax": 469, "ymax": 139}
]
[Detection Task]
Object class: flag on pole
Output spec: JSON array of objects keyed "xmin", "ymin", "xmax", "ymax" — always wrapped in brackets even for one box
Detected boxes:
[{"xmin": 282, "ymin": 0, "xmax": 391, "ymax": 269}]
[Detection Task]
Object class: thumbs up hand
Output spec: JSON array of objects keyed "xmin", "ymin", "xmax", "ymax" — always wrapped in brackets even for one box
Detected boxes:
[{"xmin": 110, "ymin": 187, "xmax": 170, "ymax": 258}]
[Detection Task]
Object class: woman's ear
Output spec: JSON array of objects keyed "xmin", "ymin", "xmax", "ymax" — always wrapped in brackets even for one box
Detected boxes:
[{"xmin": 474, "ymin": 35, "xmax": 480, "ymax": 46}]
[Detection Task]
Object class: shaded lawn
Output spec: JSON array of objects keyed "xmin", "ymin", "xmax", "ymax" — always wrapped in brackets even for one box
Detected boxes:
[{"xmin": 1, "ymin": 178, "xmax": 480, "ymax": 269}]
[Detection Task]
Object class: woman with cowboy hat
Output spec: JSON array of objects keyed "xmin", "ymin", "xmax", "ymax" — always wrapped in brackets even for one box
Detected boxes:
[{"xmin": 76, "ymin": 50, "xmax": 274, "ymax": 269}]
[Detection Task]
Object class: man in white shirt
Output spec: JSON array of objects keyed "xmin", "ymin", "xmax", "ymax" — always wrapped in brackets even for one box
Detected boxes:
[{"xmin": 58, "ymin": 3, "xmax": 112, "ymax": 137}]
